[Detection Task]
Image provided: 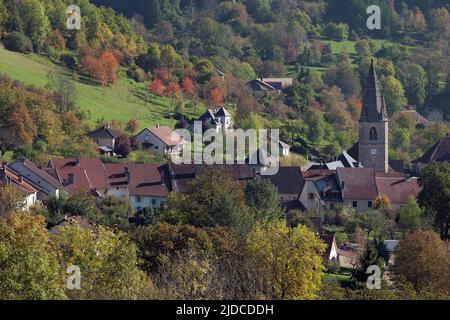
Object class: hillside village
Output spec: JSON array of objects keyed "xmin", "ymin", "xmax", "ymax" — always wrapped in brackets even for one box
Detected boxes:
[{"xmin": 0, "ymin": 0, "xmax": 448, "ymax": 301}]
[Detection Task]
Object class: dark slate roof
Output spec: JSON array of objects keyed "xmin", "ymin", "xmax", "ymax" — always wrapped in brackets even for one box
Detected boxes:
[
  {"xmin": 88, "ymin": 126, "xmax": 123, "ymax": 140},
  {"xmin": 388, "ymin": 160, "xmax": 405, "ymax": 173},
  {"xmin": 360, "ymin": 60, "xmax": 388, "ymax": 122},
  {"xmin": 214, "ymin": 107, "xmax": 231, "ymax": 117},
  {"xmin": 247, "ymin": 79, "xmax": 277, "ymax": 91},
  {"xmin": 346, "ymin": 143, "xmax": 359, "ymax": 161},
  {"xmin": 412, "ymin": 134, "xmax": 450, "ymax": 164},
  {"xmin": 263, "ymin": 166, "xmax": 303, "ymax": 195},
  {"xmin": 281, "ymin": 200, "xmax": 306, "ymax": 212}
]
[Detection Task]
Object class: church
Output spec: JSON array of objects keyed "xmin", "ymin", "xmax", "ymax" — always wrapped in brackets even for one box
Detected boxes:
[{"xmin": 335, "ymin": 60, "xmax": 394, "ymax": 173}]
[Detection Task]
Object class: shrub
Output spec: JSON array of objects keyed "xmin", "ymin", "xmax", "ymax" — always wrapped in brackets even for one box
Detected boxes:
[{"xmin": 4, "ymin": 31, "xmax": 33, "ymax": 53}]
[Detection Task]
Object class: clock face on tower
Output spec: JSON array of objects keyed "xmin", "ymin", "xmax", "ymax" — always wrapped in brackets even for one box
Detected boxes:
[{"xmin": 370, "ymin": 149, "xmax": 377, "ymax": 156}]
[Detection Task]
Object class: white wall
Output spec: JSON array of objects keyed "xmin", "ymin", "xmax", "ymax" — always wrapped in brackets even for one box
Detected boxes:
[
  {"xmin": 130, "ymin": 195, "xmax": 166, "ymax": 212},
  {"xmin": 299, "ymin": 180, "xmax": 322, "ymax": 211},
  {"xmin": 135, "ymin": 129, "xmax": 167, "ymax": 156},
  {"xmin": 9, "ymin": 162, "xmax": 60, "ymax": 197}
]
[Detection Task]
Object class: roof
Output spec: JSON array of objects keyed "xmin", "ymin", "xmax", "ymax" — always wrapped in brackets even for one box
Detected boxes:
[
  {"xmin": 263, "ymin": 166, "xmax": 303, "ymax": 195},
  {"xmin": 88, "ymin": 125, "xmax": 123, "ymax": 140},
  {"xmin": 338, "ymin": 149, "xmax": 360, "ymax": 168},
  {"xmin": 279, "ymin": 140, "xmax": 291, "ymax": 149},
  {"xmin": 247, "ymin": 79, "xmax": 277, "ymax": 91},
  {"xmin": 49, "ymin": 215, "xmax": 95, "ymax": 234},
  {"xmin": 320, "ymin": 234, "xmax": 336, "ymax": 261},
  {"xmin": 360, "ymin": 60, "xmax": 388, "ymax": 122},
  {"xmin": 313, "ymin": 173, "xmax": 342, "ymax": 202},
  {"xmin": 140, "ymin": 126, "xmax": 186, "ymax": 147},
  {"xmin": 383, "ymin": 240, "xmax": 400, "ymax": 252},
  {"xmin": 0, "ymin": 165, "xmax": 38, "ymax": 195},
  {"xmin": 10, "ymin": 157, "xmax": 65, "ymax": 190},
  {"xmin": 167, "ymin": 163, "xmax": 254, "ymax": 194},
  {"xmin": 105, "ymin": 163, "xmax": 169, "ymax": 197},
  {"xmin": 302, "ymin": 169, "xmax": 335, "ymax": 181},
  {"xmin": 337, "ymin": 167, "xmax": 378, "ymax": 200},
  {"xmin": 214, "ymin": 107, "xmax": 231, "ymax": 117},
  {"xmin": 260, "ymin": 78, "xmax": 293, "ymax": 90},
  {"xmin": 399, "ymin": 110, "xmax": 429, "ymax": 126},
  {"xmin": 412, "ymin": 134, "xmax": 450, "ymax": 164},
  {"xmin": 375, "ymin": 174, "xmax": 421, "ymax": 205},
  {"xmin": 346, "ymin": 143, "xmax": 359, "ymax": 161},
  {"xmin": 49, "ymin": 158, "xmax": 109, "ymax": 192},
  {"xmin": 388, "ymin": 160, "xmax": 404, "ymax": 173}
]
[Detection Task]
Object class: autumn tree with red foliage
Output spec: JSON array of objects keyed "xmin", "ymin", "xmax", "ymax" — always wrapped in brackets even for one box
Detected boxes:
[
  {"xmin": 8, "ymin": 102, "xmax": 37, "ymax": 144},
  {"xmin": 182, "ymin": 76, "xmax": 195, "ymax": 96},
  {"xmin": 126, "ymin": 119, "xmax": 139, "ymax": 134},
  {"xmin": 81, "ymin": 51, "xmax": 119, "ymax": 86},
  {"xmin": 207, "ymin": 87, "xmax": 224, "ymax": 107},
  {"xmin": 164, "ymin": 82, "xmax": 182, "ymax": 99},
  {"xmin": 148, "ymin": 79, "xmax": 165, "ymax": 96}
]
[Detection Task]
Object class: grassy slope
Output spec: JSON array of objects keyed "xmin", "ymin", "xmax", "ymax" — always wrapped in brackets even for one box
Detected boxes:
[{"xmin": 0, "ymin": 48, "xmax": 198, "ymax": 130}]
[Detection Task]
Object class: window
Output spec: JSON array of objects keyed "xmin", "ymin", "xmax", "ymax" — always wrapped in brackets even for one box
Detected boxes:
[
  {"xmin": 368, "ymin": 201, "xmax": 372, "ymax": 208},
  {"xmin": 152, "ymin": 199, "xmax": 157, "ymax": 206},
  {"xmin": 352, "ymin": 201, "xmax": 358, "ymax": 208},
  {"xmin": 308, "ymin": 193, "xmax": 315, "ymax": 200},
  {"xmin": 369, "ymin": 127, "xmax": 378, "ymax": 140},
  {"xmin": 137, "ymin": 207, "xmax": 142, "ymax": 211},
  {"xmin": 136, "ymin": 196, "xmax": 142, "ymax": 203}
]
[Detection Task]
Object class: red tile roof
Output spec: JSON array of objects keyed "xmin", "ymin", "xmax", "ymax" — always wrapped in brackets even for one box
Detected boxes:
[
  {"xmin": 375, "ymin": 175, "xmax": 421, "ymax": 205},
  {"xmin": 49, "ymin": 158, "xmax": 110, "ymax": 192},
  {"xmin": 337, "ymin": 167, "xmax": 378, "ymax": 200},
  {"xmin": 105, "ymin": 163, "xmax": 169, "ymax": 197},
  {"xmin": 143, "ymin": 126, "xmax": 186, "ymax": 147},
  {"xmin": 412, "ymin": 134, "xmax": 450, "ymax": 164}
]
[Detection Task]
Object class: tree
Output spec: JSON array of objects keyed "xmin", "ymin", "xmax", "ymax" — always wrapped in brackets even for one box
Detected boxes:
[
  {"xmin": 353, "ymin": 241, "xmax": 384, "ymax": 283},
  {"xmin": 0, "ymin": 213, "xmax": 66, "ymax": 299},
  {"xmin": 3, "ymin": 31, "xmax": 33, "ymax": 52},
  {"xmin": 148, "ymin": 78, "xmax": 165, "ymax": 96},
  {"xmin": 126, "ymin": 119, "xmax": 139, "ymax": 134},
  {"xmin": 244, "ymin": 176, "xmax": 283, "ymax": 221},
  {"xmin": 306, "ymin": 111, "xmax": 325, "ymax": 144},
  {"xmin": 397, "ymin": 62, "xmax": 427, "ymax": 107},
  {"xmin": 99, "ymin": 51, "xmax": 119, "ymax": 84},
  {"xmin": 181, "ymin": 76, "xmax": 195, "ymax": 96},
  {"xmin": 285, "ymin": 81, "xmax": 314, "ymax": 112},
  {"xmin": 246, "ymin": 221, "xmax": 325, "ymax": 299},
  {"xmin": 8, "ymin": 102, "xmax": 37, "ymax": 145},
  {"xmin": 381, "ymin": 76, "xmax": 407, "ymax": 115},
  {"xmin": 393, "ymin": 230, "xmax": 449, "ymax": 294},
  {"xmin": 323, "ymin": 22, "xmax": 349, "ymax": 41},
  {"xmin": 17, "ymin": 0, "xmax": 50, "ymax": 50},
  {"xmin": 429, "ymin": 8, "xmax": 450, "ymax": 40},
  {"xmin": 52, "ymin": 224, "xmax": 154, "ymax": 299},
  {"xmin": 114, "ymin": 135, "xmax": 132, "ymax": 157},
  {"xmin": 418, "ymin": 162, "xmax": 450, "ymax": 239},
  {"xmin": 399, "ymin": 196, "xmax": 424, "ymax": 230},
  {"xmin": 207, "ymin": 87, "xmax": 224, "ymax": 107},
  {"xmin": 324, "ymin": 61, "xmax": 361, "ymax": 98},
  {"xmin": 0, "ymin": 185, "xmax": 26, "ymax": 217},
  {"xmin": 47, "ymin": 72, "xmax": 77, "ymax": 113}
]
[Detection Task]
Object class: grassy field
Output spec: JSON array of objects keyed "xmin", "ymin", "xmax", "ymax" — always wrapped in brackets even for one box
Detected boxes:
[{"xmin": 0, "ymin": 48, "xmax": 204, "ymax": 130}]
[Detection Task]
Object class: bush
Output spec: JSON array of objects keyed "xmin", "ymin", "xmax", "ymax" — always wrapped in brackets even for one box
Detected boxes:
[
  {"xmin": 4, "ymin": 31, "xmax": 33, "ymax": 53},
  {"xmin": 127, "ymin": 67, "xmax": 146, "ymax": 82},
  {"xmin": 60, "ymin": 53, "xmax": 78, "ymax": 69}
]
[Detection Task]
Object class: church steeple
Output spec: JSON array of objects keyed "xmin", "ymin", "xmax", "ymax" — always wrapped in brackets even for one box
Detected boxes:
[{"xmin": 360, "ymin": 60, "xmax": 388, "ymax": 122}]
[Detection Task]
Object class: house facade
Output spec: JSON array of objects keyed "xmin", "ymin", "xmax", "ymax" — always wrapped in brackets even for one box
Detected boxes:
[
  {"xmin": 88, "ymin": 125, "xmax": 123, "ymax": 154},
  {"xmin": 134, "ymin": 125, "xmax": 186, "ymax": 156}
]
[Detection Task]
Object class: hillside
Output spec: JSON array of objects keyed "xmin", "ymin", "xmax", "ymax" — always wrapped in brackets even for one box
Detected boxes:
[{"xmin": 0, "ymin": 47, "xmax": 190, "ymax": 130}]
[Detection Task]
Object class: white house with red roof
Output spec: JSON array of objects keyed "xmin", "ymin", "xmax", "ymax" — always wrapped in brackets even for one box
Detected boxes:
[{"xmin": 134, "ymin": 125, "xmax": 187, "ymax": 156}]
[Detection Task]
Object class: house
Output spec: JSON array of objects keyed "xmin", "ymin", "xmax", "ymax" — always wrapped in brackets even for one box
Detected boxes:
[
  {"xmin": 375, "ymin": 173, "xmax": 421, "ymax": 211},
  {"xmin": 263, "ymin": 166, "xmax": 303, "ymax": 203},
  {"xmin": 48, "ymin": 158, "xmax": 110, "ymax": 195},
  {"xmin": 300, "ymin": 170, "xmax": 341, "ymax": 211},
  {"xmin": 412, "ymin": 133, "xmax": 450, "ymax": 174},
  {"xmin": 166, "ymin": 162, "xmax": 254, "ymax": 194},
  {"xmin": 336, "ymin": 167, "xmax": 421, "ymax": 211},
  {"xmin": 247, "ymin": 78, "xmax": 293, "ymax": 94},
  {"xmin": 134, "ymin": 125, "xmax": 187, "ymax": 156},
  {"xmin": 320, "ymin": 234, "xmax": 338, "ymax": 264},
  {"xmin": 190, "ymin": 107, "xmax": 233, "ymax": 134},
  {"xmin": 105, "ymin": 163, "xmax": 169, "ymax": 212},
  {"xmin": 399, "ymin": 109, "xmax": 429, "ymax": 128},
  {"xmin": 88, "ymin": 125, "xmax": 123, "ymax": 154},
  {"xmin": 48, "ymin": 215, "xmax": 95, "ymax": 234},
  {"xmin": 48, "ymin": 158, "xmax": 170, "ymax": 212},
  {"xmin": 0, "ymin": 163, "xmax": 38, "ymax": 210},
  {"xmin": 8, "ymin": 157, "xmax": 66, "ymax": 200},
  {"xmin": 338, "ymin": 244, "xmax": 359, "ymax": 270},
  {"xmin": 246, "ymin": 141, "xmax": 291, "ymax": 175}
]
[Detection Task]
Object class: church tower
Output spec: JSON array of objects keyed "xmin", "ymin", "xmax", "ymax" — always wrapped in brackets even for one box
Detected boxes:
[{"xmin": 359, "ymin": 60, "xmax": 389, "ymax": 173}]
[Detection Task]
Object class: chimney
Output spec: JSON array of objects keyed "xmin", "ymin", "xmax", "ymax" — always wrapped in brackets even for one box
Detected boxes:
[
  {"xmin": 125, "ymin": 166, "xmax": 130, "ymax": 184},
  {"xmin": 18, "ymin": 174, "xmax": 23, "ymax": 184},
  {"xmin": 75, "ymin": 158, "xmax": 80, "ymax": 166},
  {"xmin": 156, "ymin": 123, "xmax": 160, "ymax": 128}
]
